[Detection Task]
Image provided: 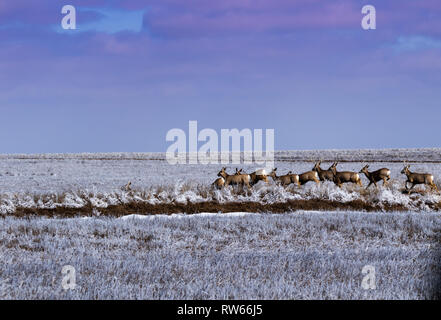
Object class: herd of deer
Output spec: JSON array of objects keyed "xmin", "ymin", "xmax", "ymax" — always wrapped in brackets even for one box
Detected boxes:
[{"xmin": 213, "ymin": 161, "xmax": 439, "ymax": 194}]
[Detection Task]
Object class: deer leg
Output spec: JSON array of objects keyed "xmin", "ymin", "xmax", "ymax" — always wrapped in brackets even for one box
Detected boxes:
[
  {"xmin": 383, "ymin": 178, "xmax": 387, "ymax": 186},
  {"xmin": 365, "ymin": 182, "xmax": 372, "ymax": 190},
  {"xmin": 373, "ymin": 180, "xmax": 378, "ymax": 188},
  {"xmin": 408, "ymin": 183, "xmax": 416, "ymax": 194}
]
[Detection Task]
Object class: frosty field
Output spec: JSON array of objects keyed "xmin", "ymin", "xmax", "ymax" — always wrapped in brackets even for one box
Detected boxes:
[
  {"xmin": 1, "ymin": 212, "xmax": 440, "ymax": 299},
  {"xmin": 1, "ymin": 149, "xmax": 441, "ymax": 215},
  {"xmin": 0, "ymin": 149, "xmax": 440, "ymax": 299}
]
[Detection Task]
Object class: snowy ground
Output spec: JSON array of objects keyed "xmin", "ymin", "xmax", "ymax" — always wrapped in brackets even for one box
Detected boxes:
[
  {"xmin": 1, "ymin": 211, "xmax": 440, "ymax": 299},
  {"xmin": 1, "ymin": 149, "xmax": 440, "ymax": 214},
  {"xmin": 1, "ymin": 149, "xmax": 441, "ymax": 194},
  {"xmin": 0, "ymin": 149, "xmax": 440, "ymax": 299}
]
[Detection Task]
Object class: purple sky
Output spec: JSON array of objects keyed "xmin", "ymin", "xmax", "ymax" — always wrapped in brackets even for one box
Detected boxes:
[{"xmin": 0, "ymin": 0, "xmax": 440, "ymax": 153}]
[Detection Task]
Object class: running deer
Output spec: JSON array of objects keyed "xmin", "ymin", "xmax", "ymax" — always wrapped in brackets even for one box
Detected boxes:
[
  {"xmin": 312, "ymin": 160, "xmax": 336, "ymax": 181},
  {"xmin": 359, "ymin": 165, "xmax": 391, "ymax": 189},
  {"xmin": 268, "ymin": 168, "xmax": 300, "ymax": 186},
  {"xmin": 401, "ymin": 165, "xmax": 438, "ymax": 193},
  {"xmin": 236, "ymin": 168, "xmax": 269, "ymax": 185},
  {"xmin": 217, "ymin": 167, "xmax": 251, "ymax": 188},
  {"xmin": 249, "ymin": 169, "xmax": 269, "ymax": 185},
  {"xmin": 298, "ymin": 169, "xmax": 320, "ymax": 185},
  {"xmin": 330, "ymin": 162, "xmax": 362, "ymax": 188}
]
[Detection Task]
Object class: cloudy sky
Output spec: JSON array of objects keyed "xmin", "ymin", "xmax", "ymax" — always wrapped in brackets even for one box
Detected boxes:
[{"xmin": 0, "ymin": 0, "xmax": 440, "ymax": 153}]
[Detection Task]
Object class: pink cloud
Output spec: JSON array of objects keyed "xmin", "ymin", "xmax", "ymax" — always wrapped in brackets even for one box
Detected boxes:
[
  {"xmin": 2, "ymin": 0, "xmax": 440, "ymax": 39},
  {"xmin": 146, "ymin": 1, "xmax": 361, "ymax": 37}
]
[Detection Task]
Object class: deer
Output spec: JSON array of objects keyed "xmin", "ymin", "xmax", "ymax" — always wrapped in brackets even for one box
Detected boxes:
[
  {"xmin": 268, "ymin": 168, "xmax": 300, "ymax": 186},
  {"xmin": 298, "ymin": 169, "xmax": 320, "ymax": 186},
  {"xmin": 217, "ymin": 167, "xmax": 251, "ymax": 189},
  {"xmin": 312, "ymin": 160, "xmax": 336, "ymax": 181},
  {"xmin": 330, "ymin": 162, "xmax": 362, "ymax": 188},
  {"xmin": 249, "ymin": 169, "xmax": 269, "ymax": 185},
  {"xmin": 212, "ymin": 177, "xmax": 225, "ymax": 189},
  {"xmin": 401, "ymin": 165, "xmax": 438, "ymax": 193},
  {"xmin": 124, "ymin": 181, "xmax": 132, "ymax": 191},
  {"xmin": 359, "ymin": 165, "xmax": 391, "ymax": 189},
  {"xmin": 235, "ymin": 168, "xmax": 269, "ymax": 185}
]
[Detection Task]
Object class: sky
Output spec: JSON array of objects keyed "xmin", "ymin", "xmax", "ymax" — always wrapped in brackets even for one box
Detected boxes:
[{"xmin": 0, "ymin": 0, "xmax": 440, "ymax": 153}]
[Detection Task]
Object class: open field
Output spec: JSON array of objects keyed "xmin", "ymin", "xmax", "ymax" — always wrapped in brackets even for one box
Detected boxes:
[
  {"xmin": 0, "ymin": 149, "xmax": 440, "ymax": 300},
  {"xmin": 1, "ymin": 211, "xmax": 440, "ymax": 299},
  {"xmin": 1, "ymin": 149, "xmax": 441, "ymax": 216}
]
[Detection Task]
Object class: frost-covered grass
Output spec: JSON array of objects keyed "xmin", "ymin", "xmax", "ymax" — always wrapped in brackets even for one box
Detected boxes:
[
  {"xmin": 0, "ymin": 211, "xmax": 440, "ymax": 299},
  {"xmin": 1, "ymin": 150, "xmax": 440, "ymax": 300},
  {"xmin": 1, "ymin": 149, "xmax": 441, "ymax": 194},
  {"xmin": 1, "ymin": 179, "xmax": 441, "ymax": 215},
  {"xmin": 1, "ymin": 148, "xmax": 440, "ymax": 162},
  {"xmin": 1, "ymin": 150, "xmax": 441, "ymax": 214}
]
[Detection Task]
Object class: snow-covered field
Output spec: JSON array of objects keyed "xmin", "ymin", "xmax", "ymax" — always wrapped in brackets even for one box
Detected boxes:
[
  {"xmin": 1, "ymin": 211, "xmax": 440, "ymax": 299},
  {"xmin": 1, "ymin": 149, "xmax": 440, "ymax": 215},
  {"xmin": 0, "ymin": 149, "xmax": 440, "ymax": 299}
]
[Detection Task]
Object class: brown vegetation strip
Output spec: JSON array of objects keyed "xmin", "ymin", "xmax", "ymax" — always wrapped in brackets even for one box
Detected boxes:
[{"xmin": 9, "ymin": 199, "xmax": 441, "ymax": 218}]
